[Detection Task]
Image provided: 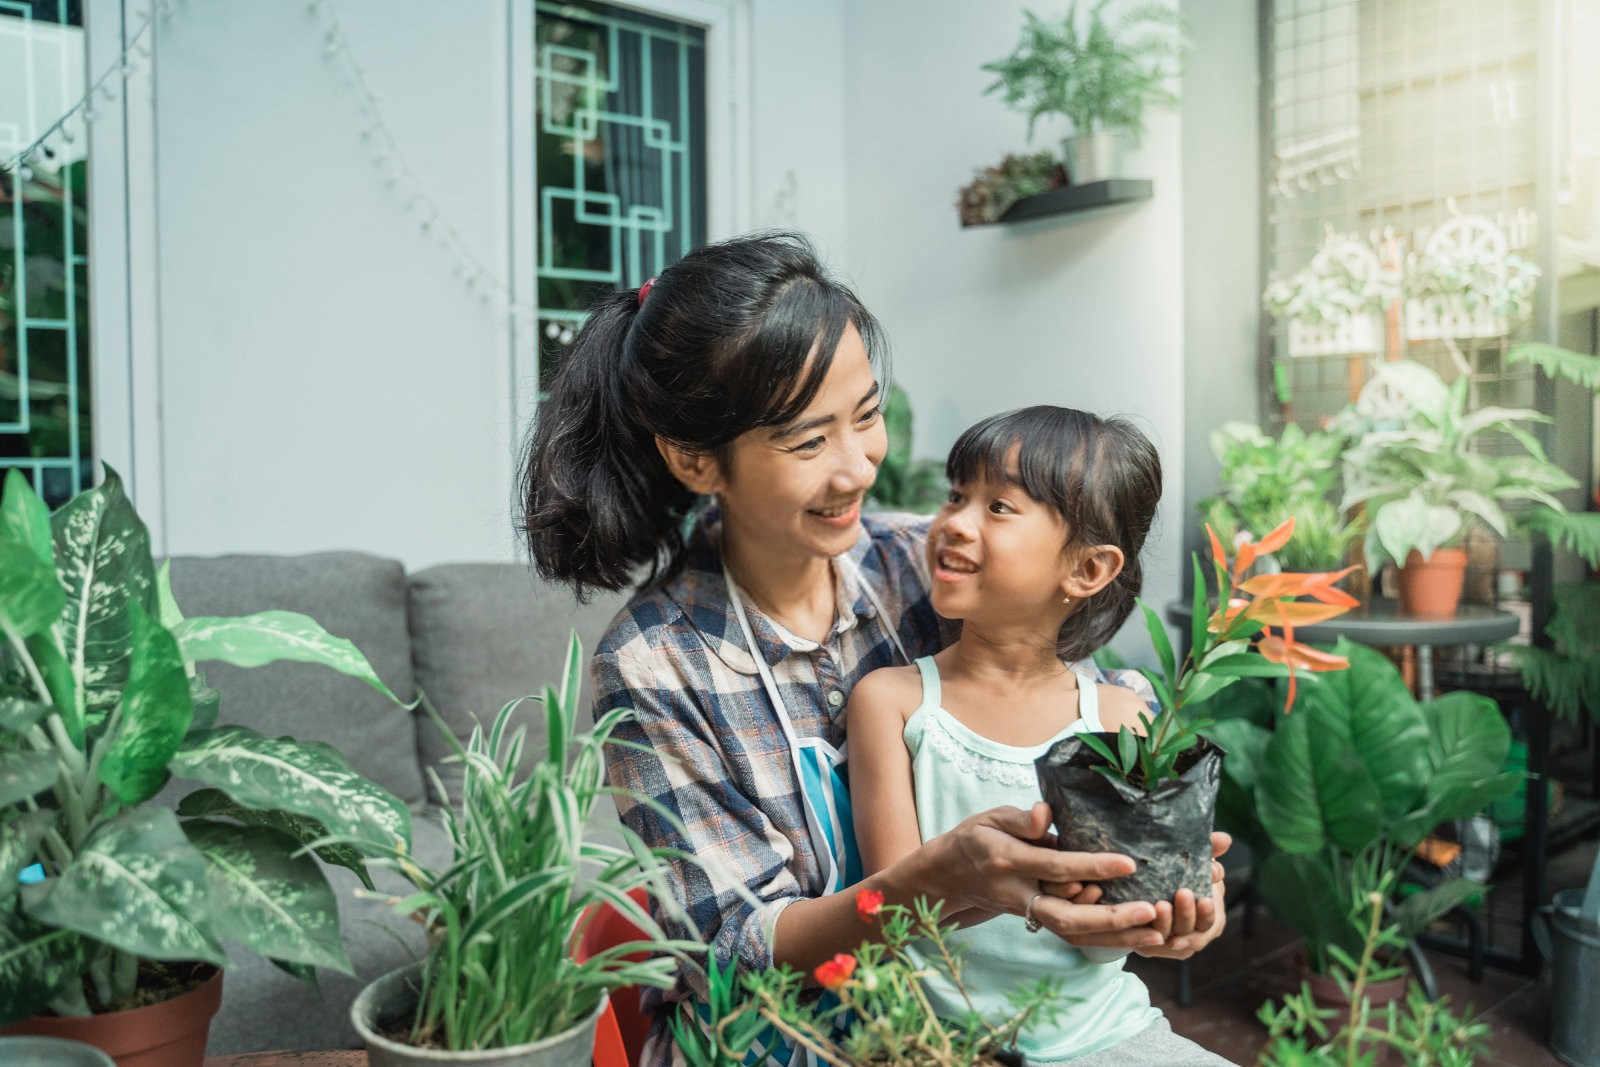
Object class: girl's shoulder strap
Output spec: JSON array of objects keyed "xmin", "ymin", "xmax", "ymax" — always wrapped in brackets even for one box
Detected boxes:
[
  {"xmin": 1072, "ymin": 665, "xmax": 1106, "ymax": 733},
  {"xmin": 914, "ymin": 655, "xmax": 943, "ymax": 710}
]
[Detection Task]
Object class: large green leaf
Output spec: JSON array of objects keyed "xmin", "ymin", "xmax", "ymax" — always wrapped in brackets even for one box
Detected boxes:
[
  {"xmin": 0, "ymin": 750, "xmax": 59, "ymax": 805},
  {"xmin": 49, "ymin": 466, "xmax": 157, "ymax": 727},
  {"xmin": 1203, "ymin": 718, "xmax": 1271, "ymax": 792},
  {"xmin": 1392, "ymin": 877, "xmax": 1483, "ymax": 942},
  {"xmin": 1390, "ymin": 692, "xmax": 1520, "ymax": 844},
  {"xmin": 1255, "ymin": 704, "xmax": 1382, "ymax": 854},
  {"xmin": 1292, "ymin": 641, "xmax": 1429, "ymax": 819},
  {"xmin": 174, "ymin": 612, "xmax": 408, "ymax": 705},
  {"xmin": 182, "ymin": 818, "xmax": 352, "ymax": 974},
  {"xmin": 25, "ymin": 807, "xmax": 226, "ymax": 965},
  {"xmin": 1258, "ymin": 850, "xmax": 1362, "ymax": 971},
  {"xmin": 170, "ymin": 726, "xmax": 410, "ymax": 851},
  {"xmin": 0, "ymin": 539, "xmax": 66, "ymax": 640},
  {"xmin": 25, "ymin": 629, "xmax": 79, "ymax": 745},
  {"xmin": 0, "ymin": 469, "xmax": 54, "ymax": 568},
  {"xmin": 97, "ymin": 602, "xmax": 193, "ymax": 806},
  {"xmin": 0, "ymin": 809, "xmax": 56, "ymax": 902},
  {"xmin": 0, "ymin": 695, "xmax": 52, "ymax": 734},
  {"xmin": 177, "ymin": 787, "xmax": 375, "ymax": 891},
  {"xmin": 0, "ymin": 920, "xmax": 84, "ymax": 1024}
]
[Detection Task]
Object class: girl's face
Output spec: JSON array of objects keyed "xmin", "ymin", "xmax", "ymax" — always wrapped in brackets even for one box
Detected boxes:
[
  {"xmin": 716, "ymin": 324, "xmax": 887, "ymax": 563},
  {"xmin": 926, "ymin": 449, "xmax": 1076, "ymax": 626}
]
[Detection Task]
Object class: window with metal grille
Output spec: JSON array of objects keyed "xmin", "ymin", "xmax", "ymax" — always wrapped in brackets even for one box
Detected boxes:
[
  {"xmin": 1, "ymin": 0, "xmax": 91, "ymax": 509},
  {"xmin": 533, "ymin": 0, "xmax": 707, "ymax": 393}
]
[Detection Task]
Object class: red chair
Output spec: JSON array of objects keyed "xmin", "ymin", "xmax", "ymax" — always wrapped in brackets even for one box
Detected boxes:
[{"xmin": 575, "ymin": 887, "xmax": 654, "ymax": 1067}]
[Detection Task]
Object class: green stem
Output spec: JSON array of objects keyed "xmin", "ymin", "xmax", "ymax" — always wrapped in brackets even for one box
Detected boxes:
[
  {"xmin": 113, "ymin": 949, "xmax": 139, "ymax": 1001},
  {"xmin": 87, "ymin": 950, "xmax": 114, "ymax": 1010},
  {"xmin": 1343, "ymin": 893, "xmax": 1386, "ymax": 1067},
  {"xmin": 47, "ymin": 980, "xmax": 92, "ymax": 1018}
]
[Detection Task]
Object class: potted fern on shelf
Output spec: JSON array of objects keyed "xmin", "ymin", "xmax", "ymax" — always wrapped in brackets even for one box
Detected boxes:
[
  {"xmin": 0, "ymin": 468, "xmax": 411, "ymax": 1065},
  {"xmin": 981, "ymin": 1, "xmax": 1181, "ymax": 184},
  {"xmin": 1035, "ymin": 518, "xmax": 1358, "ymax": 904}
]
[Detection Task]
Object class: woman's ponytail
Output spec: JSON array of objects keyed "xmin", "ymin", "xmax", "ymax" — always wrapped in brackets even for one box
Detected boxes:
[{"xmin": 516, "ymin": 233, "xmax": 884, "ymax": 600}]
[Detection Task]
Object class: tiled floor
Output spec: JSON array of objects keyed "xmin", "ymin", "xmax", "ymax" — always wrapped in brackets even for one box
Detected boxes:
[{"xmin": 1129, "ymin": 836, "xmax": 1598, "ymax": 1066}]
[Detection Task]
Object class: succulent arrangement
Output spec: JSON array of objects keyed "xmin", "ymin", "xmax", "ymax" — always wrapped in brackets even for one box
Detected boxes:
[{"xmin": 955, "ymin": 152, "xmax": 1067, "ymax": 227}]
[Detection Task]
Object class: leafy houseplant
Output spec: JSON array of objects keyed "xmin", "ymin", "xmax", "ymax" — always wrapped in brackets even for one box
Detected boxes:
[
  {"xmin": 1034, "ymin": 518, "xmax": 1359, "ymax": 905},
  {"xmin": 981, "ymin": 2, "xmax": 1180, "ymax": 184},
  {"xmin": 1338, "ymin": 360, "xmax": 1600, "ymax": 617},
  {"xmin": 1198, "ymin": 422, "xmax": 1361, "ymax": 573},
  {"xmin": 1205, "ymin": 640, "xmax": 1520, "ymax": 980},
  {"xmin": 955, "ymin": 152, "xmax": 1067, "ymax": 226},
  {"xmin": 347, "ymin": 634, "xmax": 707, "ymax": 1064},
  {"xmin": 1253, "ymin": 884, "xmax": 1489, "ymax": 1066},
  {"xmin": 0, "ymin": 469, "xmax": 410, "ymax": 1060},
  {"xmin": 866, "ymin": 384, "xmax": 947, "ymax": 515},
  {"xmin": 676, "ymin": 890, "xmax": 1058, "ymax": 1067}
]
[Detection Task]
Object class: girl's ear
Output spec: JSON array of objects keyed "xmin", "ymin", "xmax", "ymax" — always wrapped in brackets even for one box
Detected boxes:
[
  {"xmin": 656, "ymin": 436, "xmax": 726, "ymax": 495},
  {"xmin": 1060, "ymin": 544, "xmax": 1126, "ymax": 601}
]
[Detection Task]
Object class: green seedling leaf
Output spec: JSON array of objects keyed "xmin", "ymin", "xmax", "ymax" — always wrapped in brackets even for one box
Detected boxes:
[
  {"xmin": 1076, "ymin": 732, "xmax": 1118, "ymax": 767},
  {"xmin": 1139, "ymin": 597, "xmax": 1177, "ymax": 694},
  {"xmin": 1116, "ymin": 725, "xmax": 1138, "ymax": 773}
]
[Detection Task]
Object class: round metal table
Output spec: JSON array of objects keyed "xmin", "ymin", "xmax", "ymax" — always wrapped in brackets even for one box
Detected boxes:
[{"xmin": 1164, "ymin": 597, "xmax": 1520, "ymax": 700}]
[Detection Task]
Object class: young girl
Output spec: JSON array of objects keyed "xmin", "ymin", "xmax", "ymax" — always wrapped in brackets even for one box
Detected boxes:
[{"xmin": 848, "ymin": 406, "xmax": 1234, "ymax": 1066}]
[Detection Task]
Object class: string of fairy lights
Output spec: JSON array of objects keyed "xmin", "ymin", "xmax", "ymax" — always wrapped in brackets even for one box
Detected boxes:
[{"xmin": 4, "ymin": 0, "xmax": 539, "ymax": 331}]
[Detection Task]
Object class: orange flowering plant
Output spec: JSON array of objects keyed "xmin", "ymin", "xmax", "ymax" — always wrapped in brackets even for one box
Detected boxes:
[
  {"xmin": 1080, "ymin": 517, "xmax": 1360, "ymax": 790},
  {"xmin": 672, "ymin": 891, "xmax": 1063, "ymax": 1067}
]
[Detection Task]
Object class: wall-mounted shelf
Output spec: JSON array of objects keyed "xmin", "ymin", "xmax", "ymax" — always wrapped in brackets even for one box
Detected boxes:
[{"xmin": 991, "ymin": 179, "xmax": 1153, "ymax": 224}]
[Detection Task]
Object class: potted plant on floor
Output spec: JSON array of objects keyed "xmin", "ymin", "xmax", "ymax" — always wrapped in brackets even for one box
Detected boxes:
[
  {"xmin": 1209, "ymin": 639, "xmax": 1520, "ymax": 1002},
  {"xmin": 1338, "ymin": 360, "xmax": 1597, "ymax": 618},
  {"xmin": 1035, "ymin": 518, "xmax": 1359, "ymax": 905},
  {"xmin": 0, "ymin": 469, "xmax": 412, "ymax": 1065},
  {"xmin": 346, "ymin": 633, "xmax": 709, "ymax": 1066},
  {"xmin": 980, "ymin": 1, "xmax": 1181, "ymax": 185},
  {"xmin": 676, "ymin": 891, "xmax": 1058, "ymax": 1067}
]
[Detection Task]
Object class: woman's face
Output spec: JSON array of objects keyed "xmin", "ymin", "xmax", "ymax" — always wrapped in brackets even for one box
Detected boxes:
[
  {"xmin": 717, "ymin": 323, "xmax": 887, "ymax": 563},
  {"xmin": 926, "ymin": 449, "xmax": 1074, "ymax": 626}
]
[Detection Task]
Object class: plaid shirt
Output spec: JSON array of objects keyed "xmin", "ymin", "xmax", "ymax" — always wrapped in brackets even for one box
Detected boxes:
[{"xmin": 591, "ymin": 508, "xmax": 1158, "ymax": 1061}]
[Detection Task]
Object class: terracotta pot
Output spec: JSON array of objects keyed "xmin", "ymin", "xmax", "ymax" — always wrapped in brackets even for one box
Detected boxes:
[
  {"xmin": 1398, "ymin": 548, "xmax": 1467, "ymax": 619},
  {"xmin": 1, "ymin": 966, "xmax": 222, "ymax": 1067}
]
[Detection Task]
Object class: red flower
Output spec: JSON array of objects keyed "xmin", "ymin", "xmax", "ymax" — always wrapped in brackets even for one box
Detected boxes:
[
  {"xmin": 855, "ymin": 889, "xmax": 884, "ymax": 920},
  {"xmin": 814, "ymin": 953, "xmax": 857, "ymax": 990}
]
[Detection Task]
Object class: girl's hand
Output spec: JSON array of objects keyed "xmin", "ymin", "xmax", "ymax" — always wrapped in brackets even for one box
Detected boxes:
[
  {"xmin": 894, "ymin": 803, "xmax": 1166, "ymax": 947},
  {"xmin": 1132, "ymin": 831, "xmax": 1231, "ymax": 959}
]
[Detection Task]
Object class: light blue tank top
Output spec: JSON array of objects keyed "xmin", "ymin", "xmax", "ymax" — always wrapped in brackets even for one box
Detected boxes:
[{"xmin": 903, "ymin": 656, "xmax": 1162, "ymax": 1064}]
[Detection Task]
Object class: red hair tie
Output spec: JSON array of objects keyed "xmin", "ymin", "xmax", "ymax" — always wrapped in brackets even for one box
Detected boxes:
[{"xmin": 638, "ymin": 277, "xmax": 657, "ymax": 306}]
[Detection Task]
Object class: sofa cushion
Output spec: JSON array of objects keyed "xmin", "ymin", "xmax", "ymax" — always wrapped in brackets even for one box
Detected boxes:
[
  {"xmin": 167, "ymin": 552, "xmax": 425, "ymax": 805},
  {"xmin": 407, "ymin": 564, "xmax": 626, "ymax": 799}
]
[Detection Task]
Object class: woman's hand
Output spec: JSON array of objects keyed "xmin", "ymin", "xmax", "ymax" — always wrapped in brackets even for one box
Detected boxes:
[{"xmin": 888, "ymin": 802, "xmax": 1169, "ymax": 949}]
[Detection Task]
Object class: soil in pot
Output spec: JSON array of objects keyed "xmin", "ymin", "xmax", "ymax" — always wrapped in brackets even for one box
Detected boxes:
[
  {"xmin": 1035, "ymin": 734, "xmax": 1223, "ymax": 906},
  {"xmin": 1398, "ymin": 548, "xmax": 1467, "ymax": 619},
  {"xmin": 1, "ymin": 962, "xmax": 222, "ymax": 1067}
]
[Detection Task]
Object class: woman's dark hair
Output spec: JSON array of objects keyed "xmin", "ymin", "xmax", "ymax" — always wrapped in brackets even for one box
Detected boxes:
[
  {"xmin": 945, "ymin": 406, "xmax": 1162, "ymax": 660},
  {"xmin": 518, "ymin": 232, "xmax": 884, "ymax": 599}
]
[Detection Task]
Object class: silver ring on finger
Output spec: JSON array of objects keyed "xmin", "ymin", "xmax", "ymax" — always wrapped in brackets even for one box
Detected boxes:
[{"xmin": 1024, "ymin": 891, "xmax": 1044, "ymax": 933}]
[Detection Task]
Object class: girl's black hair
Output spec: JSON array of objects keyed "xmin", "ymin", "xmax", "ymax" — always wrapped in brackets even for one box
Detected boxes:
[
  {"xmin": 946, "ymin": 406, "xmax": 1162, "ymax": 660},
  {"xmin": 517, "ymin": 232, "xmax": 884, "ymax": 599}
]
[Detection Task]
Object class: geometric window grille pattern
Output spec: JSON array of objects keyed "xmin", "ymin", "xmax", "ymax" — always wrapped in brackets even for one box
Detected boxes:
[
  {"xmin": 0, "ymin": 0, "xmax": 92, "ymax": 509},
  {"xmin": 1264, "ymin": 0, "xmax": 1543, "ymax": 430},
  {"xmin": 533, "ymin": 0, "xmax": 706, "ymax": 391}
]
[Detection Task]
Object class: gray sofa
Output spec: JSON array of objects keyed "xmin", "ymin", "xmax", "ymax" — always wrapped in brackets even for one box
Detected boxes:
[{"xmin": 164, "ymin": 552, "xmax": 626, "ymax": 1054}]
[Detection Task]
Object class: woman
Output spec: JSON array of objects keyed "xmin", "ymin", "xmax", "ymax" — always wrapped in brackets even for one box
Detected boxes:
[{"xmin": 519, "ymin": 234, "xmax": 1229, "ymax": 1065}]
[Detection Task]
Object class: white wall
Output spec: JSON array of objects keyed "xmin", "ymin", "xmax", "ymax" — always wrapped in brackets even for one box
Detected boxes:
[
  {"xmin": 838, "ymin": 0, "xmax": 1186, "ymax": 652},
  {"xmin": 154, "ymin": 0, "xmax": 516, "ymax": 566}
]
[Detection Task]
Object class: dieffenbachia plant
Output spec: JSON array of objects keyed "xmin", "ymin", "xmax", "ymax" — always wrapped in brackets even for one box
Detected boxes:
[{"xmin": 0, "ymin": 467, "xmax": 412, "ymax": 1021}]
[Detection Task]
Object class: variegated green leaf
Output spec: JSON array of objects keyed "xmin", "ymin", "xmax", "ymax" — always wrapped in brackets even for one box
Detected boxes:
[
  {"xmin": 49, "ymin": 466, "xmax": 157, "ymax": 726},
  {"xmin": 0, "ymin": 539, "xmax": 66, "ymax": 640},
  {"xmin": 0, "ymin": 469, "xmax": 54, "ymax": 569},
  {"xmin": 98, "ymin": 602, "xmax": 193, "ymax": 806},
  {"xmin": 0, "ymin": 751, "xmax": 58, "ymax": 805},
  {"xmin": 170, "ymin": 726, "xmax": 411, "ymax": 852},
  {"xmin": 155, "ymin": 559, "xmax": 185, "ymax": 631},
  {"xmin": 0, "ymin": 920, "xmax": 84, "ymax": 1024},
  {"xmin": 187, "ymin": 670, "xmax": 221, "ymax": 735},
  {"xmin": 25, "ymin": 807, "xmax": 225, "ymax": 965},
  {"xmin": 25, "ymin": 629, "xmax": 80, "ymax": 746},
  {"xmin": 271, "ymin": 956, "xmax": 318, "ymax": 983},
  {"xmin": 0, "ymin": 695, "xmax": 52, "ymax": 734},
  {"xmin": 182, "ymin": 818, "xmax": 353, "ymax": 974},
  {"xmin": 174, "ymin": 612, "xmax": 408, "ymax": 705},
  {"xmin": 0, "ymin": 809, "xmax": 56, "ymax": 902},
  {"xmin": 177, "ymin": 787, "xmax": 375, "ymax": 891}
]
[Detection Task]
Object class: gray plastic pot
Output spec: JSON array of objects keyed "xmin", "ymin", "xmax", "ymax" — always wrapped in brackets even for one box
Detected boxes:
[
  {"xmin": 350, "ymin": 963, "xmax": 605, "ymax": 1067},
  {"xmin": 0, "ymin": 1036, "xmax": 116, "ymax": 1065},
  {"xmin": 1536, "ymin": 889, "xmax": 1600, "ymax": 1067}
]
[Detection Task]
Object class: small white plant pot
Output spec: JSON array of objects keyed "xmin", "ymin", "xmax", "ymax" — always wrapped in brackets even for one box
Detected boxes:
[
  {"xmin": 1287, "ymin": 314, "xmax": 1381, "ymax": 357},
  {"xmin": 1064, "ymin": 130, "xmax": 1122, "ymax": 185},
  {"xmin": 1403, "ymin": 298, "xmax": 1508, "ymax": 341}
]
